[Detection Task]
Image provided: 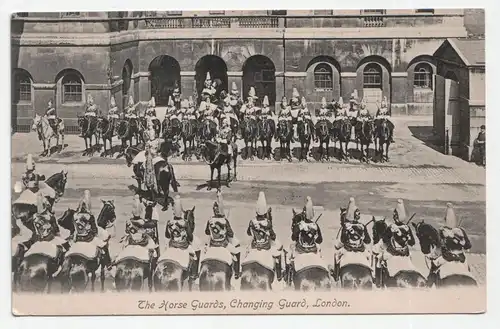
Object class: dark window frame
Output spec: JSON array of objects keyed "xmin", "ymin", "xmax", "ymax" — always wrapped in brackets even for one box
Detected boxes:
[
  {"xmin": 14, "ymin": 71, "xmax": 32, "ymax": 103},
  {"xmin": 414, "ymin": 63, "xmax": 433, "ymax": 89},
  {"xmin": 62, "ymin": 73, "xmax": 83, "ymax": 103},
  {"xmin": 314, "ymin": 63, "xmax": 334, "ymax": 90},
  {"xmin": 363, "ymin": 63, "xmax": 383, "ymax": 89}
]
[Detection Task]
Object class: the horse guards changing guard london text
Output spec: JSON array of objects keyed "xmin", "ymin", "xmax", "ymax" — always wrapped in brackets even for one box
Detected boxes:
[{"xmin": 10, "ymin": 8, "xmax": 486, "ymax": 315}]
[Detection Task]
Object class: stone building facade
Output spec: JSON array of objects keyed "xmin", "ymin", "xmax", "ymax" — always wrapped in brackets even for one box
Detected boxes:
[{"xmin": 11, "ymin": 9, "xmax": 483, "ymax": 132}]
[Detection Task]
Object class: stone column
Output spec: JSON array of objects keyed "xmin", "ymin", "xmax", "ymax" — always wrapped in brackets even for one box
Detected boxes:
[{"xmin": 136, "ymin": 71, "xmax": 151, "ymax": 106}]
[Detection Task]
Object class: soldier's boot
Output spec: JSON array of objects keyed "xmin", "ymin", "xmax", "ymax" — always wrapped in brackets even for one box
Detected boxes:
[
  {"xmin": 332, "ymin": 262, "xmax": 341, "ymax": 282},
  {"xmin": 101, "ymin": 245, "xmax": 112, "ymax": 269},
  {"xmin": 167, "ymin": 164, "xmax": 180, "ymax": 190},
  {"xmin": 233, "ymin": 252, "xmax": 241, "ymax": 279},
  {"xmin": 190, "ymin": 250, "xmax": 201, "ymax": 281},
  {"xmin": 274, "ymin": 256, "xmax": 283, "ymax": 282},
  {"xmin": 374, "ymin": 267, "xmax": 382, "ymax": 288},
  {"xmin": 52, "ymin": 245, "xmax": 66, "ymax": 278}
]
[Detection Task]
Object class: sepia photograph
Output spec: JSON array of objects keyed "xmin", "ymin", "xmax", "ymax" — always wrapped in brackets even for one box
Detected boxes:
[{"xmin": 10, "ymin": 7, "xmax": 486, "ymax": 315}]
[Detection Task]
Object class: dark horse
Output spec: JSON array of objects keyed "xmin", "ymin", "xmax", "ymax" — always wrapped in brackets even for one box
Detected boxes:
[
  {"xmin": 276, "ymin": 120, "xmax": 293, "ymax": 162},
  {"xmin": 241, "ymin": 118, "xmax": 258, "ymax": 160},
  {"xmin": 96, "ymin": 116, "xmax": 117, "ymax": 157},
  {"xmin": 58, "ymin": 201, "xmax": 116, "ymax": 293},
  {"xmin": 315, "ymin": 120, "xmax": 332, "ymax": 162},
  {"xmin": 373, "ymin": 119, "xmax": 393, "ymax": 163},
  {"xmin": 412, "ymin": 221, "xmax": 477, "ymax": 287},
  {"xmin": 181, "ymin": 119, "xmax": 197, "ymax": 161},
  {"xmin": 77, "ymin": 115, "xmax": 99, "ymax": 156},
  {"xmin": 285, "ymin": 210, "xmax": 332, "ymax": 291},
  {"xmin": 117, "ymin": 118, "xmax": 141, "ymax": 148},
  {"xmin": 162, "ymin": 117, "xmax": 182, "ymax": 144},
  {"xmin": 332, "ymin": 118, "xmax": 352, "ymax": 161},
  {"xmin": 201, "ymin": 140, "xmax": 238, "ymax": 191},
  {"xmin": 198, "ymin": 119, "xmax": 217, "ymax": 143},
  {"xmin": 12, "ymin": 170, "xmax": 68, "ymax": 234},
  {"xmin": 122, "ymin": 145, "xmax": 179, "ymax": 211},
  {"xmin": 153, "ymin": 206, "xmax": 196, "ymax": 292},
  {"xmin": 354, "ymin": 120, "xmax": 374, "ymax": 163},
  {"xmin": 372, "ymin": 219, "xmax": 427, "ymax": 288},
  {"xmin": 140, "ymin": 117, "xmax": 162, "ymax": 137},
  {"xmin": 258, "ymin": 117, "xmax": 275, "ymax": 160},
  {"xmin": 297, "ymin": 119, "xmax": 314, "ymax": 162}
]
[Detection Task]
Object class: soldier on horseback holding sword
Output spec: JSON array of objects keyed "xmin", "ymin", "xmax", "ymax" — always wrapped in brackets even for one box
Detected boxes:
[
  {"xmin": 298, "ymin": 96, "xmax": 313, "ymax": 126},
  {"xmin": 221, "ymin": 95, "xmax": 238, "ymax": 125},
  {"xmin": 375, "ymin": 96, "xmax": 395, "ymax": 143},
  {"xmin": 204, "ymin": 190, "xmax": 242, "ymax": 279},
  {"xmin": 165, "ymin": 96, "xmax": 178, "ymax": 122},
  {"xmin": 107, "ymin": 96, "xmax": 120, "ymax": 120},
  {"xmin": 45, "ymin": 99, "xmax": 59, "ymax": 133},
  {"xmin": 317, "ymin": 97, "xmax": 332, "ymax": 122},
  {"xmin": 84, "ymin": 94, "xmax": 98, "ymax": 117},
  {"xmin": 124, "ymin": 95, "xmax": 137, "ymax": 119},
  {"xmin": 333, "ymin": 97, "xmax": 347, "ymax": 122},
  {"xmin": 356, "ymin": 98, "xmax": 372, "ymax": 122},
  {"xmin": 260, "ymin": 95, "xmax": 273, "ymax": 121},
  {"xmin": 246, "ymin": 191, "xmax": 283, "ymax": 281},
  {"xmin": 241, "ymin": 87, "xmax": 259, "ymax": 121},
  {"xmin": 145, "ymin": 97, "xmax": 157, "ymax": 121}
]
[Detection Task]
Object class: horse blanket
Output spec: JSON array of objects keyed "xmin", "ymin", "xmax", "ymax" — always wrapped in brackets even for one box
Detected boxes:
[
  {"xmin": 25, "ymin": 240, "xmax": 60, "ymax": 259},
  {"xmin": 115, "ymin": 244, "xmax": 151, "ymax": 264},
  {"xmin": 201, "ymin": 246, "xmax": 234, "ymax": 267},
  {"xmin": 385, "ymin": 255, "xmax": 425, "ymax": 278},
  {"xmin": 242, "ymin": 248, "xmax": 275, "ymax": 272},
  {"xmin": 294, "ymin": 251, "xmax": 329, "ymax": 274},
  {"xmin": 158, "ymin": 247, "xmax": 191, "ymax": 270},
  {"xmin": 339, "ymin": 249, "xmax": 371, "ymax": 271},
  {"xmin": 66, "ymin": 241, "xmax": 101, "ymax": 260},
  {"xmin": 439, "ymin": 260, "xmax": 476, "ymax": 281}
]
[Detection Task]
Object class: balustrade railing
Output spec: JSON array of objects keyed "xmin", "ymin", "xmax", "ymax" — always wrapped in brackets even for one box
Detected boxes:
[
  {"xmin": 145, "ymin": 18, "xmax": 185, "ymax": 29},
  {"xmin": 362, "ymin": 16, "xmax": 386, "ymax": 27},
  {"xmin": 192, "ymin": 17, "xmax": 231, "ymax": 28},
  {"xmin": 238, "ymin": 16, "xmax": 279, "ymax": 28}
]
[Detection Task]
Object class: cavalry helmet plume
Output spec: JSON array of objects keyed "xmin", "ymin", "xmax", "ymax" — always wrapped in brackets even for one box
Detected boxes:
[
  {"xmin": 188, "ymin": 96, "xmax": 194, "ymax": 107},
  {"xmin": 301, "ymin": 97, "xmax": 307, "ymax": 108},
  {"xmin": 444, "ymin": 202, "xmax": 458, "ymax": 228},
  {"xmin": 77, "ymin": 190, "xmax": 92, "ymax": 214},
  {"xmin": 48, "ymin": 99, "xmax": 54, "ymax": 108},
  {"xmin": 231, "ymin": 82, "xmax": 238, "ymax": 94},
  {"xmin": 110, "ymin": 95, "xmax": 117, "ymax": 108},
  {"xmin": 292, "ymin": 88, "xmax": 300, "ymax": 99},
  {"xmin": 173, "ymin": 195, "xmax": 184, "ymax": 218},
  {"xmin": 87, "ymin": 93, "xmax": 94, "ymax": 105},
  {"xmin": 181, "ymin": 99, "xmax": 189, "ymax": 109},
  {"xmin": 214, "ymin": 190, "xmax": 225, "ymax": 217},
  {"xmin": 248, "ymin": 86, "xmax": 257, "ymax": 99},
  {"xmin": 256, "ymin": 191, "xmax": 267, "ymax": 216},
  {"xmin": 205, "ymin": 72, "xmax": 211, "ymax": 82},
  {"xmin": 262, "ymin": 95, "xmax": 269, "ymax": 107},
  {"xmin": 394, "ymin": 199, "xmax": 407, "ymax": 222},
  {"xmin": 338, "ymin": 97, "xmax": 344, "ymax": 107},
  {"xmin": 345, "ymin": 197, "xmax": 357, "ymax": 221},
  {"xmin": 26, "ymin": 153, "xmax": 35, "ymax": 171},
  {"xmin": 168, "ymin": 96, "xmax": 174, "ymax": 107},
  {"xmin": 381, "ymin": 96, "xmax": 388, "ymax": 108},
  {"xmin": 321, "ymin": 97, "xmax": 327, "ymax": 108},
  {"xmin": 128, "ymin": 95, "xmax": 134, "ymax": 108},
  {"xmin": 132, "ymin": 194, "xmax": 142, "ymax": 218},
  {"xmin": 148, "ymin": 96, "xmax": 156, "ymax": 108},
  {"xmin": 305, "ymin": 196, "xmax": 315, "ymax": 221}
]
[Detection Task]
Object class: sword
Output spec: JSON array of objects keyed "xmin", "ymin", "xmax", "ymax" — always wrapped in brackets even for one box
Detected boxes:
[
  {"xmin": 314, "ymin": 213, "xmax": 323, "ymax": 224},
  {"xmin": 406, "ymin": 213, "xmax": 417, "ymax": 225}
]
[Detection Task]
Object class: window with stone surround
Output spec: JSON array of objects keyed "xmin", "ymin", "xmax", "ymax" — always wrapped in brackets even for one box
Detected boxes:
[
  {"xmin": 313, "ymin": 10, "xmax": 333, "ymax": 15},
  {"xmin": 167, "ymin": 11, "xmax": 182, "ymax": 16},
  {"xmin": 414, "ymin": 63, "xmax": 433, "ymax": 89},
  {"xmin": 14, "ymin": 70, "xmax": 32, "ymax": 103},
  {"xmin": 62, "ymin": 72, "xmax": 83, "ymax": 103},
  {"xmin": 61, "ymin": 12, "xmax": 81, "ymax": 17},
  {"xmin": 361, "ymin": 9, "xmax": 386, "ymax": 15},
  {"xmin": 363, "ymin": 63, "xmax": 382, "ymax": 88},
  {"xmin": 209, "ymin": 11, "xmax": 225, "ymax": 15},
  {"xmin": 314, "ymin": 63, "xmax": 333, "ymax": 90},
  {"xmin": 416, "ymin": 9, "xmax": 435, "ymax": 14}
]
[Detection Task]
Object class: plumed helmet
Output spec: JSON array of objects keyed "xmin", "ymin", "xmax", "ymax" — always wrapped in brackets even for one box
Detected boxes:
[
  {"xmin": 181, "ymin": 99, "xmax": 189, "ymax": 109},
  {"xmin": 360, "ymin": 98, "xmax": 367, "ymax": 109},
  {"xmin": 292, "ymin": 88, "xmax": 299, "ymax": 98},
  {"xmin": 301, "ymin": 97, "xmax": 307, "ymax": 108},
  {"xmin": 231, "ymin": 82, "xmax": 238, "ymax": 93},
  {"xmin": 48, "ymin": 99, "xmax": 53, "ymax": 107},
  {"xmin": 394, "ymin": 199, "xmax": 407, "ymax": 222},
  {"xmin": 256, "ymin": 191, "xmax": 267, "ymax": 216},
  {"xmin": 188, "ymin": 96, "xmax": 194, "ymax": 107},
  {"xmin": 338, "ymin": 97, "xmax": 344, "ymax": 107},
  {"xmin": 345, "ymin": 197, "xmax": 357, "ymax": 221},
  {"xmin": 128, "ymin": 95, "xmax": 134, "ymax": 107},
  {"xmin": 26, "ymin": 154, "xmax": 35, "ymax": 171},
  {"xmin": 444, "ymin": 202, "xmax": 458, "ymax": 228},
  {"xmin": 353, "ymin": 89, "xmax": 359, "ymax": 100},
  {"xmin": 150, "ymin": 97, "xmax": 156, "ymax": 108},
  {"xmin": 304, "ymin": 196, "xmax": 315, "ymax": 220},
  {"xmin": 281, "ymin": 96, "xmax": 287, "ymax": 106},
  {"xmin": 262, "ymin": 95, "xmax": 269, "ymax": 107},
  {"xmin": 381, "ymin": 96, "xmax": 388, "ymax": 108},
  {"xmin": 173, "ymin": 195, "xmax": 184, "ymax": 218},
  {"xmin": 349, "ymin": 92, "xmax": 358, "ymax": 104},
  {"xmin": 168, "ymin": 96, "xmax": 174, "ymax": 107},
  {"xmin": 132, "ymin": 194, "xmax": 142, "ymax": 218},
  {"xmin": 77, "ymin": 190, "xmax": 92, "ymax": 213},
  {"xmin": 110, "ymin": 95, "xmax": 117, "ymax": 108},
  {"xmin": 248, "ymin": 87, "xmax": 257, "ymax": 99},
  {"xmin": 36, "ymin": 193, "xmax": 46, "ymax": 214},
  {"xmin": 205, "ymin": 71, "xmax": 211, "ymax": 81},
  {"xmin": 87, "ymin": 93, "xmax": 94, "ymax": 105},
  {"xmin": 214, "ymin": 190, "xmax": 225, "ymax": 216},
  {"xmin": 321, "ymin": 97, "xmax": 327, "ymax": 108},
  {"xmin": 173, "ymin": 82, "xmax": 180, "ymax": 94}
]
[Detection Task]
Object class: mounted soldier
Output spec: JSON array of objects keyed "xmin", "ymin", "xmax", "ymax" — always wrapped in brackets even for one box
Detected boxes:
[
  {"xmin": 215, "ymin": 118, "xmax": 233, "ymax": 157},
  {"xmin": 145, "ymin": 96, "xmax": 157, "ymax": 121},
  {"xmin": 107, "ymin": 96, "xmax": 120, "ymax": 120},
  {"xmin": 317, "ymin": 97, "xmax": 332, "ymax": 122},
  {"xmin": 229, "ymin": 82, "xmax": 243, "ymax": 118},
  {"xmin": 20, "ymin": 154, "xmax": 45, "ymax": 193},
  {"xmin": 178, "ymin": 98, "xmax": 189, "ymax": 122},
  {"xmin": 165, "ymin": 195, "xmax": 201, "ymax": 280},
  {"xmin": 347, "ymin": 90, "xmax": 359, "ymax": 120},
  {"xmin": 289, "ymin": 87, "xmax": 302, "ymax": 118},
  {"xmin": 241, "ymin": 87, "xmax": 259, "ymax": 122},
  {"xmin": 165, "ymin": 96, "xmax": 177, "ymax": 121},
  {"xmin": 356, "ymin": 98, "xmax": 371, "ymax": 122},
  {"xmin": 221, "ymin": 95, "xmax": 238, "ymax": 125},
  {"xmin": 375, "ymin": 96, "xmax": 395, "ymax": 142},
  {"xmin": 204, "ymin": 190, "xmax": 242, "ymax": 279},
  {"xmin": 298, "ymin": 96, "xmax": 313, "ymax": 129},
  {"xmin": 124, "ymin": 95, "xmax": 137, "ymax": 119},
  {"xmin": 172, "ymin": 82, "xmax": 182, "ymax": 110},
  {"xmin": 278, "ymin": 96, "xmax": 292, "ymax": 122},
  {"xmin": 202, "ymin": 72, "xmax": 216, "ymax": 103},
  {"xmin": 144, "ymin": 120, "xmax": 159, "ymax": 157},
  {"xmin": 45, "ymin": 99, "xmax": 59, "ymax": 133},
  {"xmin": 244, "ymin": 191, "xmax": 283, "ymax": 281},
  {"xmin": 333, "ymin": 97, "xmax": 347, "ymax": 122},
  {"xmin": 84, "ymin": 94, "xmax": 98, "ymax": 118},
  {"xmin": 186, "ymin": 96, "xmax": 197, "ymax": 120},
  {"xmin": 260, "ymin": 95, "xmax": 273, "ymax": 121}
]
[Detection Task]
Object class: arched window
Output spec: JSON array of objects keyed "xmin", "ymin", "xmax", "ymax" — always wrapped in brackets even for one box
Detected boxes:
[
  {"xmin": 314, "ymin": 63, "xmax": 333, "ymax": 90},
  {"xmin": 61, "ymin": 72, "xmax": 83, "ymax": 103},
  {"xmin": 363, "ymin": 63, "xmax": 382, "ymax": 88},
  {"xmin": 14, "ymin": 70, "xmax": 32, "ymax": 102},
  {"xmin": 414, "ymin": 63, "xmax": 433, "ymax": 89}
]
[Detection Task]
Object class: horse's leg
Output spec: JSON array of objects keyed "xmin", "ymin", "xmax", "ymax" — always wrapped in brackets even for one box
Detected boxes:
[
  {"xmin": 227, "ymin": 159, "xmax": 231, "ymax": 186},
  {"xmin": 217, "ymin": 167, "xmax": 222, "ymax": 190},
  {"xmin": 91, "ymin": 271, "xmax": 96, "ymax": 292},
  {"xmin": 385, "ymin": 142, "xmax": 390, "ymax": 162},
  {"xmin": 287, "ymin": 141, "xmax": 292, "ymax": 162},
  {"xmin": 208, "ymin": 166, "xmax": 214, "ymax": 190},
  {"xmin": 101, "ymin": 264, "xmax": 105, "ymax": 292},
  {"xmin": 84, "ymin": 138, "xmax": 88, "ymax": 155}
]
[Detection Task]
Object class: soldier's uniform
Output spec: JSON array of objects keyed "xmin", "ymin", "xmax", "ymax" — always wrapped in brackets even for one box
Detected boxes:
[
  {"xmin": 21, "ymin": 154, "xmax": 43, "ymax": 192},
  {"xmin": 144, "ymin": 121, "xmax": 159, "ymax": 156},
  {"xmin": 229, "ymin": 82, "xmax": 243, "ymax": 110},
  {"xmin": 145, "ymin": 97, "xmax": 157, "ymax": 120},
  {"xmin": 260, "ymin": 95, "xmax": 273, "ymax": 120},
  {"xmin": 45, "ymin": 99, "xmax": 58, "ymax": 131},
  {"xmin": 124, "ymin": 96, "xmax": 137, "ymax": 119},
  {"xmin": 241, "ymin": 87, "xmax": 259, "ymax": 121},
  {"xmin": 204, "ymin": 191, "xmax": 241, "ymax": 278},
  {"xmin": 221, "ymin": 96, "xmax": 238, "ymax": 124},
  {"xmin": 347, "ymin": 90, "xmax": 359, "ymax": 119},
  {"xmin": 165, "ymin": 96, "xmax": 178, "ymax": 121},
  {"xmin": 247, "ymin": 191, "xmax": 283, "ymax": 281},
  {"xmin": 333, "ymin": 97, "xmax": 348, "ymax": 122},
  {"xmin": 278, "ymin": 97, "xmax": 292, "ymax": 122},
  {"xmin": 289, "ymin": 88, "xmax": 302, "ymax": 114},
  {"xmin": 84, "ymin": 94, "xmax": 98, "ymax": 117},
  {"xmin": 177, "ymin": 99, "xmax": 188, "ymax": 122},
  {"xmin": 166, "ymin": 195, "xmax": 201, "ymax": 280},
  {"xmin": 298, "ymin": 97, "xmax": 312, "ymax": 123},
  {"xmin": 318, "ymin": 97, "xmax": 331, "ymax": 121},
  {"xmin": 356, "ymin": 98, "xmax": 371, "ymax": 122},
  {"xmin": 201, "ymin": 72, "xmax": 216, "ymax": 102},
  {"xmin": 172, "ymin": 83, "xmax": 182, "ymax": 110},
  {"xmin": 375, "ymin": 96, "xmax": 394, "ymax": 142},
  {"xmin": 107, "ymin": 96, "xmax": 120, "ymax": 120},
  {"xmin": 186, "ymin": 96, "xmax": 197, "ymax": 120}
]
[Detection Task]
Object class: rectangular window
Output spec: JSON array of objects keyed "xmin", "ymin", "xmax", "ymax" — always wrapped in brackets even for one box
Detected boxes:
[
  {"xmin": 167, "ymin": 11, "xmax": 182, "ymax": 16},
  {"xmin": 61, "ymin": 12, "xmax": 81, "ymax": 17},
  {"xmin": 314, "ymin": 73, "xmax": 333, "ymax": 90},
  {"xmin": 363, "ymin": 75, "xmax": 382, "ymax": 88},
  {"xmin": 313, "ymin": 10, "xmax": 333, "ymax": 15},
  {"xmin": 416, "ymin": 9, "xmax": 435, "ymax": 14},
  {"xmin": 268, "ymin": 10, "xmax": 287, "ymax": 16},
  {"xmin": 414, "ymin": 72, "xmax": 432, "ymax": 89},
  {"xmin": 209, "ymin": 11, "xmax": 225, "ymax": 15},
  {"xmin": 15, "ymin": 81, "xmax": 31, "ymax": 102},
  {"xmin": 63, "ymin": 83, "xmax": 82, "ymax": 103},
  {"xmin": 361, "ymin": 9, "xmax": 385, "ymax": 15}
]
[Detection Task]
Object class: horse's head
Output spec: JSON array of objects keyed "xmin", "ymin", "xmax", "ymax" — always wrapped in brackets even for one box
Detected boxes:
[
  {"xmin": 372, "ymin": 217, "xmax": 388, "ymax": 244},
  {"xmin": 389, "ymin": 223, "xmax": 413, "ymax": 250},
  {"xmin": 33, "ymin": 212, "xmax": 56, "ymax": 240},
  {"xmin": 297, "ymin": 221, "xmax": 320, "ymax": 249},
  {"xmin": 291, "ymin": 208, "xmax": 305, "ymax": 230},
  {"xmin": 77, "ymin": 115, "xmax": 85, "ymax": 127},
  {"xmin": 97, "ymin": 200, "xmax": 116, "ymax": 229},
  {"xmin": 31, "ymin": 114, "xmax": 41, "ymax": 131},
  {"xmin": 412, "ymin": 220, "xmax": 441, "ymax": 255},
  {"xmin": 184, "ymin": 205, "xmax": 196, "ymax": 233},
  {"xmin": 317, "ymin": 121, "xmax": 328, "ymax": 136},
  {"xmin": 57, "ymin": 207, "xmax": 76, "ymax": 232},
  {"xmin": 46, "ymin": 170, "xmax": 68, "ymax": 198}
]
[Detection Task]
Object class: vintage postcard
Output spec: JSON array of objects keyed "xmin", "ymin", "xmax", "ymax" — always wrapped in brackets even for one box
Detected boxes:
[{"xmin": 10, "ymin": 8, "xmax": 486, "ymax": 315}]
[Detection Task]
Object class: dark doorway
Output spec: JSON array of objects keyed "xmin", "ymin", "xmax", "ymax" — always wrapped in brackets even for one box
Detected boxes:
[
  {"xmin": 242, "ymin": 55, "xmax": 276, "ymax": 107},
  {"xmin": 149, "ymin": 55, "xmax": 181, "ymax": 106},
  {"xmin": 195, "ymin": 55, "xmax": 228, "ymax": 103},
  {"xmin": 122, "ymin": 60, "xmax": 133, "ymax": 110}
]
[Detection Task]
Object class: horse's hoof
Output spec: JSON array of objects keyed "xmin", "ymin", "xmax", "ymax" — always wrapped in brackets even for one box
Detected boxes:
[{"xmin": 207, "ymin": 186, "xmax": 212, "ymax": 191}]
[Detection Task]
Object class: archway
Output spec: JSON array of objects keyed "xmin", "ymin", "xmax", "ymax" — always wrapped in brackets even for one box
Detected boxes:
[
  {"xmin": 122, "ymin": 60, "xmax": 133, "ymax": 110},
  {"xmin": 242, "ymin": 55, "xmax": 276, "ymax": 106},
  {"xmin": 195, "ymin": 55, "xmax": 228, "ymax": 102},
  {"xmin": 356, "ymin": 56, "xmax": 392, "ymax": 116},
  {"xmin": 149, "ymin": 55, "xmax": 181, "ymax": 106}
]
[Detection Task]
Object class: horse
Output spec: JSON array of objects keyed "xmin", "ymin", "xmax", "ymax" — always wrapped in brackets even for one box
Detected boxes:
[
  {"xmin": 241, "ymin": 118, "xmax": 258, "ymax": 160},
  {"xmin": 77, "ymin": 115, "xmax": 99, "ymax": 156},
  {"xmin": 181, "ymin": 119, "xmax": 197, "ymax": 161},
  {"xmin": 201, "ymin": 140, "xmax": 238, "ymax": 191},
  {"xmin": 315, "ymin": 120, "xmax": 331, "ymax": 162},
  {"xmin": 332, "ymin": 118, "xmax": 352, "ymax": 161},
  {"xmin": 412, "ymin": 221, "xmax": 478, "ymax": 288},
  {"xmin": 153, "ymin": 207, "xmax": 196, "ymax": 292},
  {"xmin": 286, "ymin": 210, "xmax": 332, "ymax": 291},
  {"xmin": 258, "ymin": 117, "xmax": 275, "ymax": 160},
  {"xmin": 141, "ymin": 117, "xmax": 162, "ymax": 137},
  {"xmin": 276, "ymin": 120, "xmax": 293, "ymax": 162},
  {"xmin": 297, "ymin": 119, "xmax": 314, "ymax": 162},
  {"xmin": 373, "ymin": 119, "xmax": 393, "ymax": 163},
  {"xmin": 162, "ymin": 117, "xmax": 182, "ymax": 144},
  {"xmin": 228, "ymin": 116, "xmax": 240, "ymax": 143},
  {"xmin": 198, "ymin": 118, "xmax": 217, "ymax": 144},
  {"xmin": 96, "ymin": 116, "xmax": 117, "ymax": 157},
  {"xmin": 117, "ymin": 118, "xmax": 141, "ymax": 148},
  {"xmin": 32, "ymin": 114, "xmax": 65, "ymax": 156},
  {"xmin": 12, "ymin": 170, "xmax": 68, "ymax": 234},
  {"xmin": 355, "ymin": 120, "xmax": 374, "ymax": 163},
  {"xmin": 58, "ymin": 201, "xmax": 116, "ymax": 293},
  {"xmin": 372, "ymin": 219, "xmax": 427, "ymax": 289},
  {"xmin": 199, "ymin": 245, "xmax": 234, "ymax": 291}
]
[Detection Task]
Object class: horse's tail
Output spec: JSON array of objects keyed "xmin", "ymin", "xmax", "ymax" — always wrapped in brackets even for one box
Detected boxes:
[
  {"xmin": 115, "ymin": 264, "xmax": 145, "ymax": 291},
  {"xmin": 199, "ymin": 262, "xmax": 230, "ymax": 291},
  {"xmin": 153, "ymin": 260, "xmax": 184, "ymax": 291},
  {"xmin": 240, "ymin": 264, "xmax": 273, "ymax": 291},
  {"xmin": 18, "ymin": 258, "xmax": 49, "ymax": 292},
  {"xmin": 68, "ymin": 262, "xmax": 88, "ymax": 292}
]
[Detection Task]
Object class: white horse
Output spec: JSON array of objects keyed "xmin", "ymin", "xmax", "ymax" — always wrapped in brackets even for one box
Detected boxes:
[{"xmin": 32, "ymin": 114, "xmax": 65, "ymax": 156}]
